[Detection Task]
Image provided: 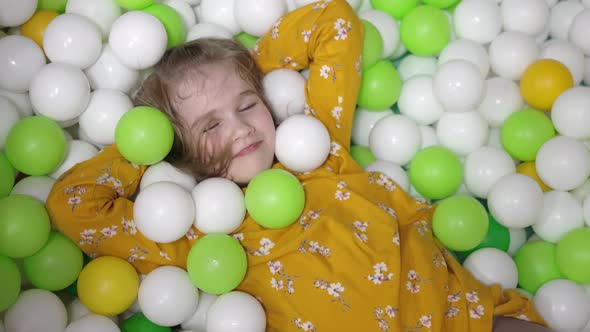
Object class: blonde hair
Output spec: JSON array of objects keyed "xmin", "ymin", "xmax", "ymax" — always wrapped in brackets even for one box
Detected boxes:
[{"xmin": 133, "ymin": 38, "xmax": 272, "ymax": 181}]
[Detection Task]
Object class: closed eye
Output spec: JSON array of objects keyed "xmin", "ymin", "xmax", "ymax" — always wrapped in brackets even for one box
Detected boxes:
[
  {"xmin": 239, "ymin": 102, "xmax": 257, "ymax": 112},
  {"xmin": 204, "ymin": 121, "xmax": 219, "ymax": 132}
]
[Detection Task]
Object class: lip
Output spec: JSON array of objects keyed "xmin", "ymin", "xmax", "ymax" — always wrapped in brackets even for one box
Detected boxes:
[{"xmin": 234, "ymin": 141, "xmax": 262, "ymax": 158}]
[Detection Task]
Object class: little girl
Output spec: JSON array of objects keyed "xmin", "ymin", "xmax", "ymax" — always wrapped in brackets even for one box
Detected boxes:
[{"xmin": 47, "ymin": 1, "xmax": 549, "ymax": 331}]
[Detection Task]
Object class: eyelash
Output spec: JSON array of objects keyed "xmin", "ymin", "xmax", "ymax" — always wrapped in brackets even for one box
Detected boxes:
[
  {"xmin": 203, "ymin": 103, "xmax": 257, "ymax": 132},
  {"xmin": 239, "ymin": 102, "xmax": 257, "ymax": 112}
]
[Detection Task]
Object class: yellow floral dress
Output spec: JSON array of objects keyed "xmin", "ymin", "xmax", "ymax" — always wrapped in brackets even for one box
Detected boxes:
[{"xmin": 46, "ymin": 1, "xmax": 546, "ymax": 331}]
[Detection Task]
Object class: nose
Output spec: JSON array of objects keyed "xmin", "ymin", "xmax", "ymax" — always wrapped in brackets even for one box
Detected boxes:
[{"xmin": 232, "ymin": 117, "xmax": 255, "ymax": 141}]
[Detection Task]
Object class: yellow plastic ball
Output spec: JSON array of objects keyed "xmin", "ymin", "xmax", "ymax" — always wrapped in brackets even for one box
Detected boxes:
[
  {"xmin": 516, "ymin": 161, "xmax": 551, "ymax": 192},
  {"xmin": 77, "ymin": 256, "xmax": 139, "ymax": 316},
  {"xmin": 21, "ymin": 10, "xmax": 60, "ymax": 49},
  {"xmin": 520, "ymin": 59, "xmax": 573, "ymax": 111}
]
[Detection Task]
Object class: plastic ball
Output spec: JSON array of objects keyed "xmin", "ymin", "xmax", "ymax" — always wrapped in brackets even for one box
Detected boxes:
[
  {"xmin": 400, "ymin": 5, "xmax": 450, "ymax": 56},
  {"xmin": 351, "ymin": 108, "xmax": 390, "ymax": 146},
  {"xmin": 463, "ymin": 248, "xmax": 518, "ymax": 289},
  {"xmin": 115, "ymin": 106, "xmax": 174, "ymax": 165},
  {"xmin": 488, "ymin": 31, "xmax": 539, "ymax": 80},
  {"xmin": 409, "ymin": 146, "xmax": 462, "ymax": 200},
  {"xmin": 370, "ymin": 0, "xmax": 418, "ymax": 19},
  {"xmin": 436, "ymin": 111, "xmax": 489, "ymax": 156},
  {"xmin": 180, "ymin": 292, "xmax": 218, "ymax": 332},
  {"xmin": 533, "ymin": 191, "xmax": 584, "ymax": 243},
  {"xmin": 549, "ymin": 1, "xmax": 585, "ymax": 41},
  {"xmin": 234, "ymin": 0, "xmax": 286, "ymax": 37},
  {"xmin": 464, "ymin": 146, "xmax": 515, "ymax": 199},
  {"xmin": 433, "ymin": 59, "xmax": 485, "ymax": 112},
  {"xmin": 144, "ymin": 3, "xmax": 186, "ymax": 48},
  {"xmin": 358, "ymin": 60, "xmax": 402, "ymax": 110},
  {"xmin": 0, "ymin": 0, "xmax": 37, "ymax": 27},
  {"xmin": 500, "ymin": 108, "xmax": 555, "ymax": 161},
  {"xmin": 0, "ymin": 89, "xmax": 34, "ymax": 117},
  {"xmin": 234, "ymin": 32, "xmax": 259, "ymax": 50},
  {"xmin": 398, "ymin": 75, "xmax": 444, "ymax": 125},
  {"xmin": 11, "ymin": 177, "xmax": 56, "ymax": 207},
  {"xmin": 556, "ymin": 227, "xmax": 590, "ymax": 283},
  {"xmin": 121, "ymin": 312, "xmax": 171, "ymax": 332},
  {"xmin": 186, "ymin": 22, "xmax": 234, "ymax": 41},
  {"xmin": 67, "ymin": 297, "xmax": 119, "ymax": 324},
  {"xmin": 192, "ymin": 177, "xmax": 245, "ymax": 234},
  {"xmin": 186, "ymin": 234, "xmax": 247, "ymax": 294},
  {"xmin": 516, "ymin": 161, "xmax": 550, "ymax": 192},
  {"xmin": 501, "ymin": 0, "xmax": 549, "ymax": 36},
  {"xmin": 66, "ymin": 0, "xmax": 123, "ymax": 40},
  {"xmin": 487, "ymin": 173, "xmax": 543, "ymax": 228},
  {"xmin": 551, "ymin": 86, "xmax": 590, "ymax": 140},
  {"xmin": 138, "ymin": 266, "xmax": 199, "ymax": 326},
  {"xmin": 397, "ymin": 55, "xmax": 438, "ymax": 81},
  {"xmin": 4, "ymin": 289, "xmax": 68, "ymax": 332},
  {"xmin": 536, "ymin": 136, "xmax": 590, "ymax": 191},
  {"xmin": 507, "ymin": 228, "xmax": 527, "ymax": 256},
  {"xmin": 432, "ymin": 195, "xmax": 489, "ymax": 251},
  {"xmin": 77, "ymin": 256, "xmax": 140, "ymax": 316},
  {"xmin": 49, "ymin": 140, "xmax": 99, "ymax": 179},
  {"xmin": 514, "ymin": 241, "xmax": 563, "ymax": 294},
  {"xmin": 0, "ymin": 152, "xmax": 14, "ymax": 198},
  {"xmin": 21, "ymin": 10, "xmax": 59, "ymax": 48},
  {"xmin": 84, "ymin": 45, "xmax": 140, "ymax": 94},
  {"xmin": 456, "ymin": 213, "xmax": 511, "ymax": 262},
  {"xmin": 199, "ymin": 0, "xmax": 240, "ymax": 34},
  {"xmin": 0, "ymin": 255, "xmax": 21, "ymax": 311},
  {"xmin": 358, "ymin": 9, "xmax": 400, "ymax": 58},
  {"xmin": 0, "ymin": 36, "xmax": 46, "ymax": 93},
  {"xmin": 206, "ymin": 291, "xmax": 266, "ymax": 332},
  {"xmin": 369, "ymin": 114, "xmax": 421, "ymax": 165},
  {"xmin": 585, "ymin": 195, "xmax": 590, "ymax": 227},
  {"xmin": 418, "ymin": 125, "xmax": 438, "ymax": 149},
  {"xmin": 569, "ymin": 9, "xmax": 590, "ymax": 56},
  {"xmin": 43, "ymin": 14, "xmax": 103, "ymax": 69},
  {"xmin": 116, "ymin": 0, "xmax": 153, "ymax": 10},
  {"xmin": 65, "ymin": 314, "xmax": 120, "ymax": 332},
  {"xmin": 360, "ymin": 20, "xmax": 383, "ymax": 69},
  {"xmin": 540, "ymin": 39, "xmax": 585, "ymax": 86},
  {"xmin": 350, "ymin": 145, "xmax": 377, "ymax": 168},
  {"xmin": 0, "ymin": 97, "xmax": 21, "ymax": 150},
  {"xmin": 534, "ymin": 279, "xmax": 590, "ymax": 332},
  {"xmin": 275, "ymin": 114, "xmax": 331, "ymax": 173},
  {"xmin": 520, "ymin": 59, "xmax": 573, "ymax": 111},
  {"xmin": 438, "ymin": 39, "xmax": 490, "ymax": 78},
  {"xmin": 38, "ymin": 0, "xmax": 68, "ymax": 12},
  {"xmin": 245, "ymin": 169, "xmax": 305, "ymax": 229},
  {"xmin": 262, "ymin": 69, "xmax": 306, "ymax": 123},
  {"xmin": 365, "ymin": 160, "xmax": 410, "ymax": 192},
  {"xmin": 79, "ymin": 89, "xmax": 133, "ymax": 146},
  {"xmin": 109, "ymin": 11, "xmax": 168, "ymax": 70},
  {"xmin": 140, "ymin": 161, "xmax": 196, "ymax": 191},
  {"xmin": 477, "ymin": 77, "xmax": 523, "ymax": 128},
  {"xmin": 453, "ymin": 0, "xmax": 502, "ymax": 44}
]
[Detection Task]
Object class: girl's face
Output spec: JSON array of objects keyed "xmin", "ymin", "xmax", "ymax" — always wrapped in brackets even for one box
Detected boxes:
[{"xmin": 174, "ymin": 62, "xmax": 276, "ymax": 184}]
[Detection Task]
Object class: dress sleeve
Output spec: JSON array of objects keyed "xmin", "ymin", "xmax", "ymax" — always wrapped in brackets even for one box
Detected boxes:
[
  {"xmin": 45, "ymin": 144, "xmax": 195, "ymax": 274},
  {"xmin": 253, "ymin": 0, "xmax": 364, "ymax": 151}
]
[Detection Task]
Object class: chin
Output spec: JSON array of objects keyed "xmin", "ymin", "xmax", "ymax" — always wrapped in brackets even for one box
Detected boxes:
[{"xmin": 229, "ymin": 158, "xmax": 274, "ymax": 186}]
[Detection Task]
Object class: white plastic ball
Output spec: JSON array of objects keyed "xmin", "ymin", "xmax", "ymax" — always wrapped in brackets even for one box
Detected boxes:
[
  {"xmin": 199, "ymin": 0, "xmax": 240, "ymax": 34},
  {"xmin": 464, "ymin": 146, "xmax": 516, "ymax": 198},
  {"xmin": 185, "ymin": 22, "xmax": 234, "ymax": 41},
  {"xmin": 534, "ymin": 279, "xmax": 590, "ymax": 332},
  {"xmin": 551, "ymin": 87, "xmax": 590, "ymax": 139},
  {"xmin": 49, "ymin": 140, "xmax": 99, "ymax": 179},
  {"xmin": 0, "ymin": 35, "xmax": 46, "ymax": 93},
  {"xmin": 583, "ymin": 0, "xmax": 590, "ymax": 7},
  {"xmin": 192, "ymin": 177, "xmax": 245, "ymax": 234},
  {"xmin": 164, "ymin": 0, "xmax": 197, "ymax": 31},
  {"xmin": 584, "ymin": 195, "xmax": 590, "ymax": 227},
  {"xmin": 140, "ymin": 161, "xmax": 196, "ymax": 192},
  {"xmin": 206, "ymin": 291, "xmax": 266, "ymax": 332},
  {"xmin": 487, "ymin": 173, "xmax": 543, "ymax": 228},
  {"xmin": 29, "ymin": 62, "xmax": 91, "ymax": 122},
  {"xmin": 463, "ymin": 248, "xmax": 518, "ymax": 290},
  {"xmin": 351, "ymin": 108, "xmax": 390, "ymax": 146},
  {"xmin": 549, "ymin": 0, "xmax": 585, "ymax": 41},
  {"xmin": 11, "ymin": 176, "xmax": 56, "ymax": 204},
  {"xmin": 79, "ymin": 89, "xmax": 133, "ymax": 146},
  {"xmin": 438, "ymin": 39, "xmax": 490, "ymax": 78},
  {"xmin": 67, "ymin": 298, "xmax": 118, "ymax": 324},
  {"xmin": 569, "ymin": 9, "xmax": 590, "ymax": 56},
  {"xmin": 535, "ymin": 22, "xmax": 550, "ymax": 45},
  {"xmin": 262, "ymin": 68, "xmax": 306, "ymax": 123},
  {"xmin": 365, "ymin": 160, "xmax": 409, "ymax": 192},
  {"xmin": 0, "ymin": 0, "xmax": 37, "ymax": 27},
  {"xmin": 358, "ymin": 10, "xmax": 399, "ymax": 59},
  {"xmin": 573, "ymin": 179, "xmax": 590, "ymax": 204},
  {"xmin": 369, "ymin": 114, "xmax": 421, "ymax": 166},
  {"xmin": 275, "ymin": 114, "xmax": 331, "ymax": 173},
  {"xmin": 65, "ymin": 0, "xmax": 121, "ymax": 40},
  {"xmin": 540, "ymin": 39, "xmax": 585, "ymax": 85},
  {"xmin": 181, "ymin": 292, "xmax": 218, "ymax": 331},
  {"xmin": 488, "ymin": 31, "xmax": 540, "ymax": 80},
  {"xmin": 486, "ymin": 127, "xmax": 504, "ymax": 150},
  {"xmin": 65, "ymin": 314, "xmax": 120, "ymax": 332},
  {"xmin": 585, "ymin": 56, "xmax": 590, "ymax": 86},
  {"xmin": 397, "ymin": 55, "xmax": 438, "ymax": 82},
  {"xmin": 453, "ymin": 0, "xmax": 502, "ymax": 44},
  {"xmin": 109, "ymin": 11, "xmax": 168, "ymax": 70},
  {"xmin": 419, "ymin": 125, "xmax": 438, "ymax": 149},
  {"xmin": 436, "ymin": 111, "xmax": 489, "ymax": 156},
  {"xmin": 138, "ymin": 266, "xmax": 199, "ymax": 327},
  {"xmin": 234, "ymin": 0, "xmax": 286, "ymax": 37},
  {"xmin": 433, "ymin": 60, "xmax": 485, "ymax": 112},
  {"xmin": 398, "ymin": 75, "xmax": 444, "ymax": 125},
  {"xmin": 391, "ymin": 41, "xmax": 407, "ymax": 60},
  {"xmin": 507, "ymin": 227, "xmax": 527, "ymax": 256},
  {"xmin": 84, "ymin": 45, "xmax": 140, "ymax": 94},
  {"xmin": 501, "ymin": 0, "xmax": 550, "ymax": 36},
  {"xmin": 0, "ymin": 96, "xmax": 20, "ymax": 150},
  {"xmin": 477, "ymin": 77, "xmax": 523, "ymax": 128},
  {"xmin": 533, "ymin": 191, "xmax": 584, "ymax": 243},
  {"xmin": 183, "ymin": 0, "xmax": 201, "ymax": 5},
  {"xmin": 4, "ymin": 289, "xmax": 68, "ymax": 332},
  {"xmin": 536, "ymin": 136, "xmax": 590, "ymax": 191},
  {"xmin": 0, "ymin": 89, "xmax": 33, "ymax": 117},
  {"xmin": 133, "ymin": 182, "xmax": 195, "ymax": 243}
]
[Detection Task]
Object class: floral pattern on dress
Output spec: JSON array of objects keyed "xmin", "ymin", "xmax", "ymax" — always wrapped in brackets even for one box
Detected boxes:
[
  {"xmin": 63, "ymin": 185, "xmax": 86, "ymax": 210},
  {"xmin": 313, "ymin": 0, "xmax": 332, "ymax": 10},
  {"xmin": 128, "ymin": 246, "xmax": 149, "ymax": 263},
  {"xmin": 294, "ymin": 318, "xmax": 317, "ymax": 332},
  {"xmin": 331, "ymin": 96, "xmax": 343, "ymax": 128},
  {"xmin": 374, "ymin": 305, "xmax": 399, "ymax": 331},
  {"xmin": 160, "ymin": 251, "xmax": 171, "ymax": 261},
  {"xmin": 368, "ymin": 262, "xmax": 394, "ymax": 285},
  {"xmin": 299, "ymin": 239, "xmax": 331, "ymax": 257},
  {"xmin": 335, "ymin": 181, "xmax": 351, "ymax": 201},
  {"xmin": 393, "ymin": 231, "xmax": 400, "ymax": 246},
  {"xmin": 271, "ymin": 17, "xmax": 282, "ymax": 39},
  {"xmin": 185, "ymin": 228, "xmax": 199, "ymax": 240},
  {"xmin": 314, "ymin": 279, "xmax": 350, "ymax": 311},
  {"xmin": 404, "ymin": 314, "xmax": 433, "ymax": 332},
  {"xmin": 466, "ymin": 291, "xmax": 485, "ymax": 319},
  {"xmin": 298, "ymin": 209, "xmax": 322, "ymax": 230},
  {"xmin": 433, "ymin": 253, "xmax": 448, "ymax": 268},
  {"xmin": 416, "ymin": 220, "xmax": 430, "ymax": 237},
  {"xmin": 122, "ymin": 217, "xmax": 137, "ymax": 235},
  {"xmin": 445, "ymin": 291, "xmax": 461, "ymax": 318},
  {"xmin": 333, "ymin": 18, "xmax": 352, "ymax": 41},
  {"xmin": 243, "ymin": 237, "xmax": 275, "ymax": 256},
  {"xmin": 269, "ymin": 261, "xmax": 299, "ymax": 295},
  {"xmin": 406, "ymin": 270, "xmax": 432, "ymax": 294},
  {"xmin": 330, "ymin": 142, "xmax": 342, "ymax": 157},
  {"xmin": 377, "ymin": 203, "xmax": 397, "ymax": 219},
  {"xmin": 351, "ymin": 220, "xmax": 369, "ymax": 243}
]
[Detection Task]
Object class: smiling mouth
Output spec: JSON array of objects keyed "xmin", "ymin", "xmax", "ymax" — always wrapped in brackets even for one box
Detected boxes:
[{"xmin": 234, "ymin": 141, "xmax": 262, "ymax": 158}]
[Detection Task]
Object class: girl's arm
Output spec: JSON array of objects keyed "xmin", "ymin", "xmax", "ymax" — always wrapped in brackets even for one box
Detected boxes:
[{"xmin": 253, "ymin": 0, "xmax": 364, "ymax": 152}]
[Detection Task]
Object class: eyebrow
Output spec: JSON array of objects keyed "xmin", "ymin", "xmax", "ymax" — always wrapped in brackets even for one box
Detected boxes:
[{"xmin": 190, "ymin": 89, "xmax": 257, "ymax": 128}]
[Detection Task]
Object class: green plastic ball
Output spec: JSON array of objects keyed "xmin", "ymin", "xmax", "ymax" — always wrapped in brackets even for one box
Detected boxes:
[
  {"xmin": 115, "ymin": 106, "xmax": 174, "ymax": 165},
  {"xmin": 514, "ymin": 241, "xmax": 563, "ymax": 294},
  {"xmin": 186, "ymin": 234, "xmax": 247, "ymax": 294},
  {"xmin": 358, "ymin": 60, "xmax": 402, "ymax": 110},
  {"xmin": 23, "ymin": 231, "xmax": 84, "ymax": 291},
  {"xmin": 37, "ymin": 0, "xmax": 67, "ymax": 12},
  {"xmin": 409, "ymin": 146, "xmax": 463, "ymax": 200},
  {"xmin": 500, "ymin": 108, "xmax": 556, "ymax": 161},
  {"xmin": 400, "ymin": 5, "xmax": 450, "ymax": 56},
  {"xmin": 144, "ymin": 3, "xmax": 186, "ymax": 48},
  {"xmin": 455, "ymin": 213, "xmax": 510, "ymax": 262},
  {"xmin": 350, "ymin": 145, "xmax": 377, "ymax": 168},
  {"xmin": 422, "ymin": 0, "xmax": 460, "ymax": 9},
  {"xmin": 432, "ymin": 195, "xmax": 488, "ymax": 251},
  {"xmin": 0, "ymin": 255, "xmax": 21, "ymax": 311},
  {"xmin": 116, "ymin": 0, "xmax": 153, "ymax": 10},
  {"xmin": 361, "ymin": 20, "xmax": 383, "ymax": 69},
  {"xmin": 5, "ymin": 116, "xmax": 67, "ymax": 176},
  {"xmin": 370, "ymin": 0, "xmax": 419, "ymax": 19},
  {"xmin": 0, "ymin": 194, "xmax": 51, "ymax": 258},
  {"xmin": 235, "ymin": 32, "xmax": 259, "ymax": 50},
  {"xmin": 555, "ymin": 228, "xmax": 590, "ymax": 284},
  {"xmin": 245, "ymin": 169, "xmax": 305, "ymax": 229},
  {"xmin": 0, "ymin": 152, "xmax": 15, "ymax": 198},
  {"xmin": 121, "ymin": 313, "xmax": 171, "ymax": 332}
]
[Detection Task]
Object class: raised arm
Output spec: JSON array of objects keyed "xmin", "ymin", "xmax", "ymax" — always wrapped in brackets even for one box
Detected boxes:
[{"xmin": 253, "ymin": 0, "xmax": 364, "ymax": 151}]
